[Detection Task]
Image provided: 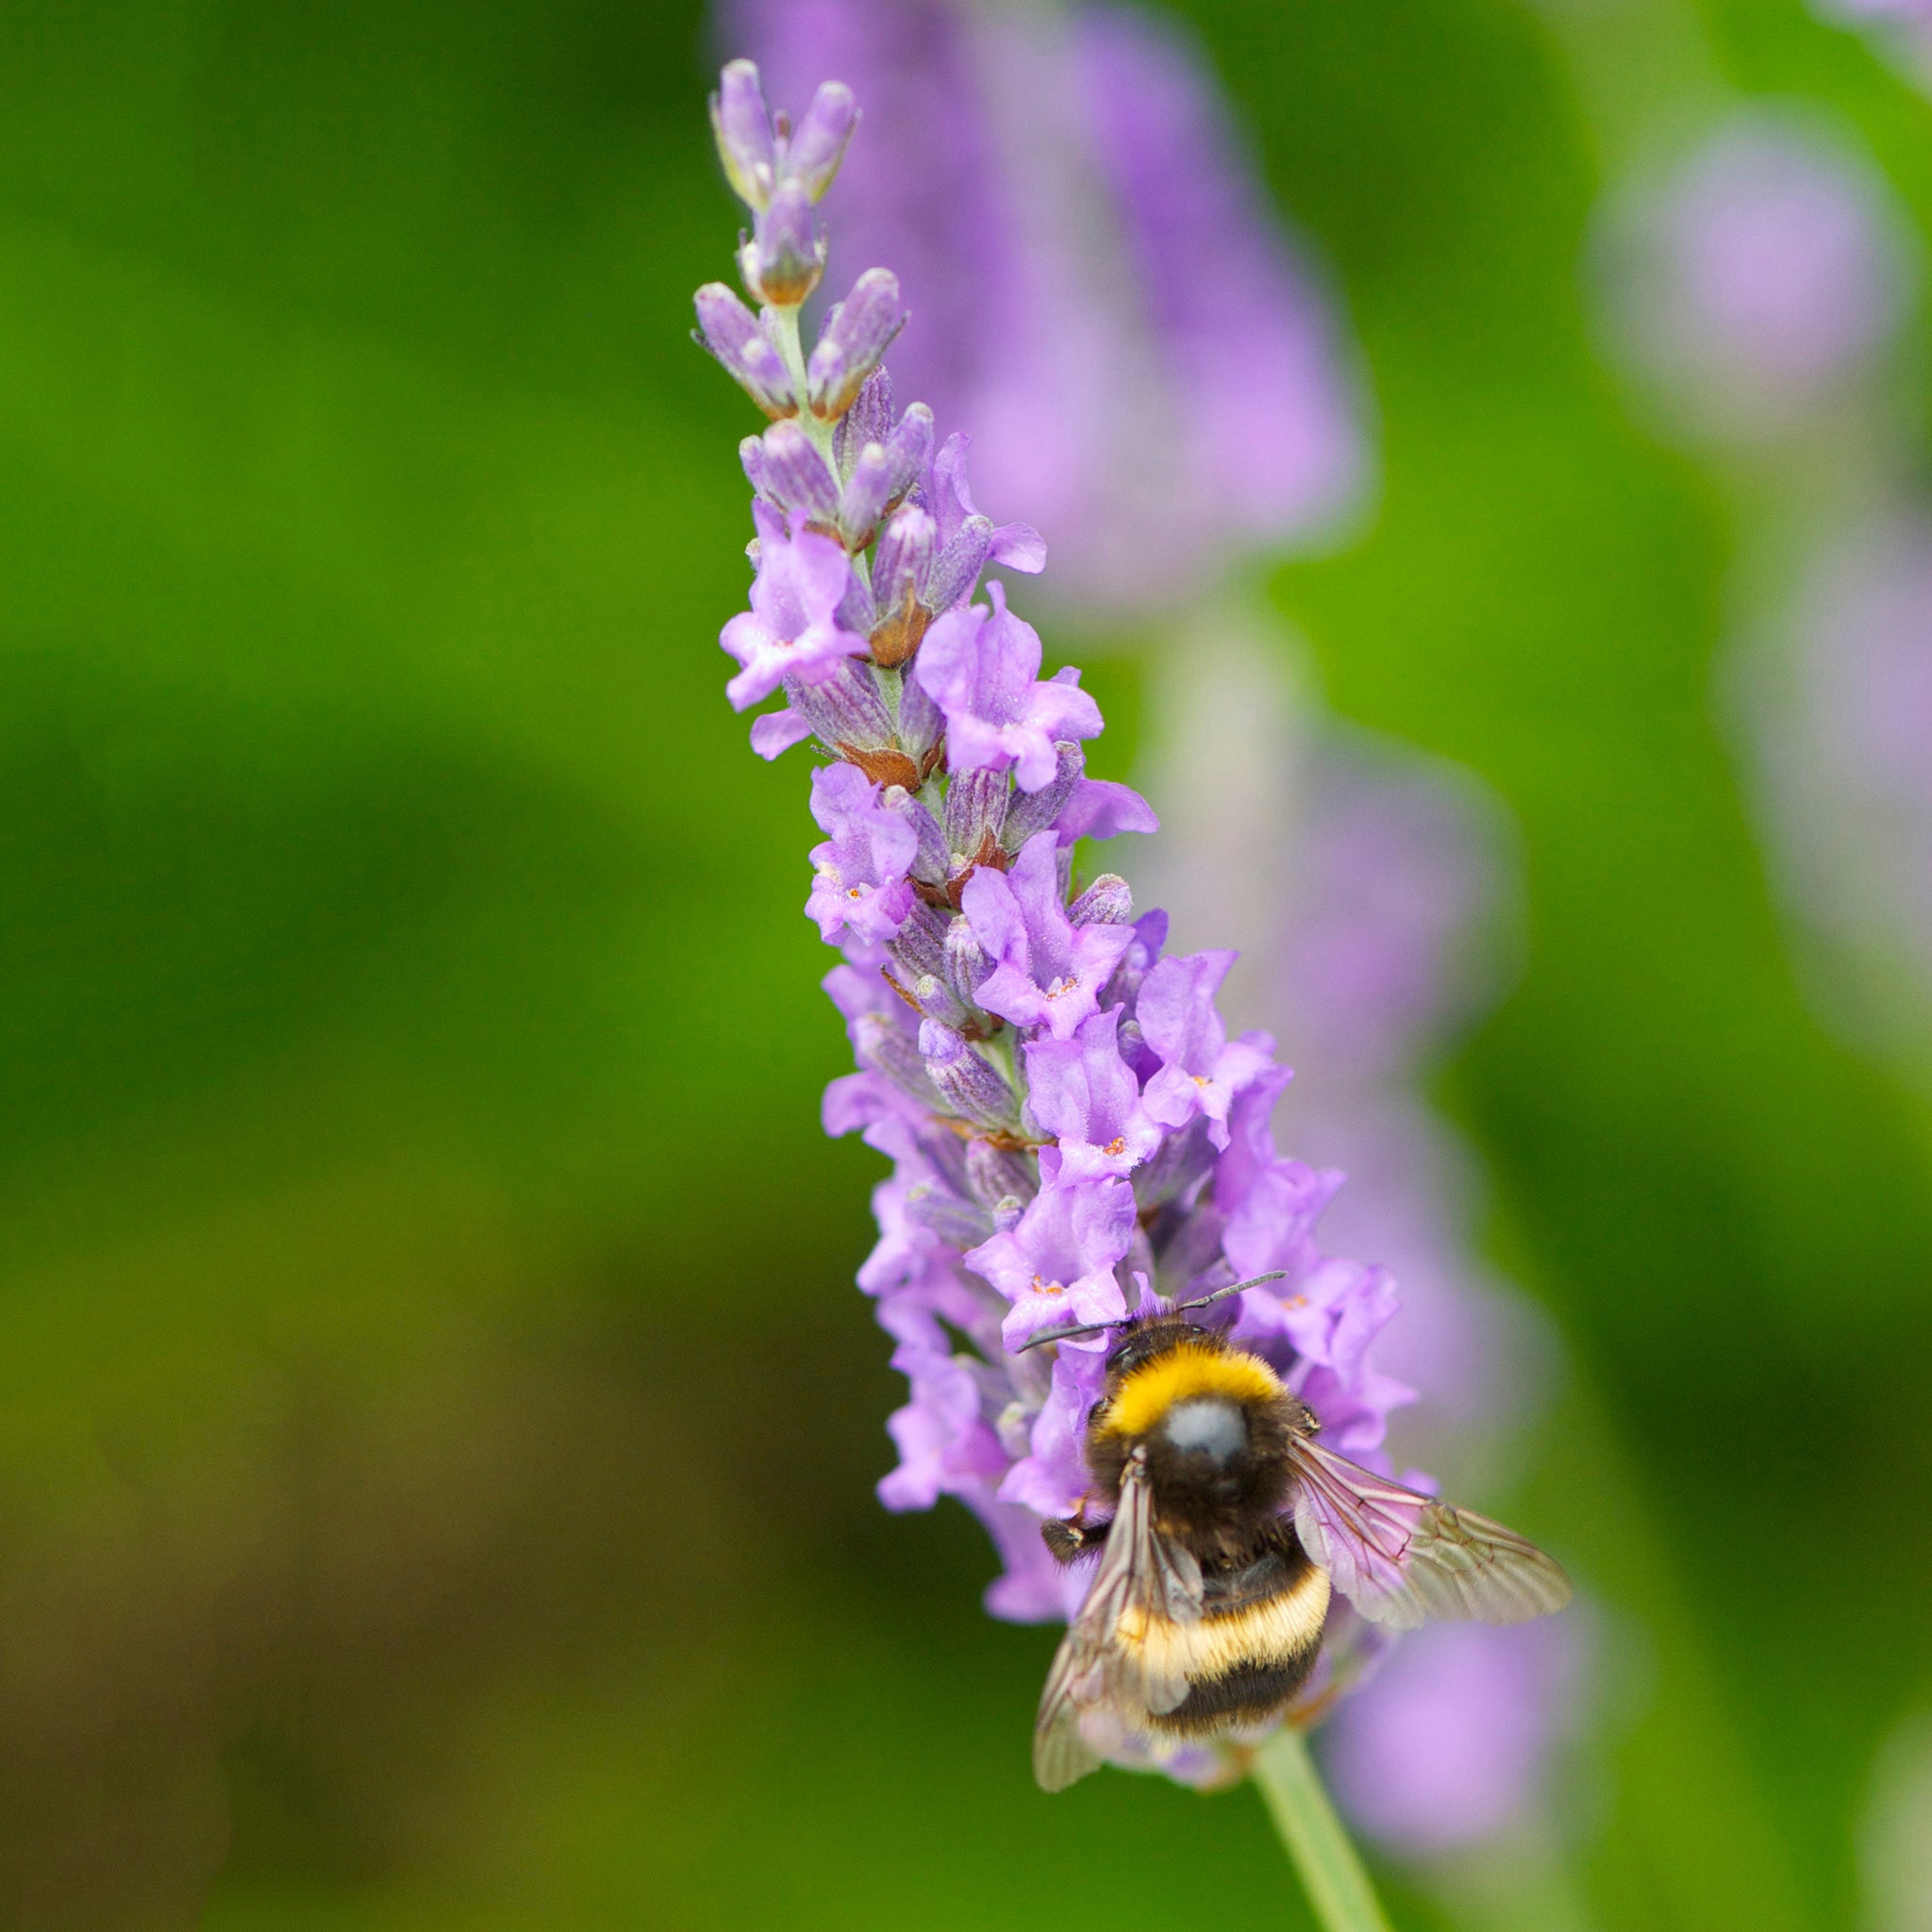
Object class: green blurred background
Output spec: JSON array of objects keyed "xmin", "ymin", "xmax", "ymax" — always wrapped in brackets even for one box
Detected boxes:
[{"xmin": 5, "ymin": 0, "xmax": 1931, "ymax": 1925}]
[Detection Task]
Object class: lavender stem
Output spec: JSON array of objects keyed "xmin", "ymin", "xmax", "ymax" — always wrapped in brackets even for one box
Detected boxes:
[{"xmin": 1253, "ymin": 1727, "xmax": 1395, "ymax": 1932}]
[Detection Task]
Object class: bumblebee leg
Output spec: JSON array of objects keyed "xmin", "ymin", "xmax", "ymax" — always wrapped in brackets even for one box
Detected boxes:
[{"xmin": 1041, "ymin": 1514, "xmax": 1109, "ymax": 1565}]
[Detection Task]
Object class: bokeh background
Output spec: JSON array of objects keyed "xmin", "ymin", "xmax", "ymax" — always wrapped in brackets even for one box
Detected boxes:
[{"xmin": 6, "ymin": 0, "xmax": 1932, "ymax": 1926}]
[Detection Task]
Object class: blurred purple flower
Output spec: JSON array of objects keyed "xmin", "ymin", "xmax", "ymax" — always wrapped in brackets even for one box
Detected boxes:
[
  {"xmin": 1324, "ymin": 1621, "xmax": 1585, "ymax": 1855},
  {"xmin": 1742, "ymin": 511, "xmax": 1932, "ymax": 1042},
  {"xmin": 1594, "ymin": 109, "xmax": 1916, "ymax": 441},
  {"xmin": 726, "ymin": 0, "xmax": 1366, "ymax": 609},
  {"xmin": 1813, "ymin": 0, "xmax": 1932, "ymax": 95}
]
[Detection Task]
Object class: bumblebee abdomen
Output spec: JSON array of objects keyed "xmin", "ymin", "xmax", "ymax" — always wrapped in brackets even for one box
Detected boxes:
[
  {"xmin": 1151, "ymin": 1654, "xmax": 1320, "ymax": 1735},
  {"xmin": 1124, "ymin": 1532, "xmax": 1332, "ymax": 1737}
]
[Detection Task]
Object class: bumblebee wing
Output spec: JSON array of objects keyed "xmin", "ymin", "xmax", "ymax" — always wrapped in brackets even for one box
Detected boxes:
[
  {"xmin": 1033, "ymin": 1451, "xmax": 1203, "ymax": 1792},
  {"xmin": 1289, "ymin": 1438, "xmax": 1571, "ymax": 1632}
]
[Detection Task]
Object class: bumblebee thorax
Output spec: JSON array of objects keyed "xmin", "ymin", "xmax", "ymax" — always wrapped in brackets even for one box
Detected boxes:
[
  {"xmin": 1161, "ymin": 1395, "xmax": 1248, "ymax": 1463},
  {"xmin": 1086, "ymin": 1324, "xmax": 1297, "ymax": 1541}
]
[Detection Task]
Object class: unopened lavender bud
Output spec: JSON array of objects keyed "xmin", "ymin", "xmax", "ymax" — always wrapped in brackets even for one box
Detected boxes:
[
  {"xmin": 755, "ymin": 420, "xmax": 840, "ymax": 522},
  {"xmin": 910, "ymin": 972, "xmax": 971, "ymax": 1029},
  {"xmin": 895, "ymin": 669, "xmax": 943, "ymax": 770},
  {"xmin": 838, "ymin": 442, "xmax": 893, "ymax": 545},
  {"xmin": 889, "ymin": 900, "xmax": 952, "ymax": 980},
  {"xmin": 710, "ymin": 60, "xmax": 776, "ymax": 209},
  {"xmin": 905, "ymin": 1182, "xmax": 990, "ymax": 1251},
  {"xmin": 924, "ymin": 513, "xmax": 994, "ymax": 613},
  {"xmin": 783, "ymin": 80, "xmax": 858, "ymax": 201},
  {"xmin": 743, "ymin": 181, "xmax": 824, "ymax": 307},
  {"xmin": 964, "ymin": 1138, "xmax": 1038, "ymax": 1212},
  {"xmin": 1070, "ymin": 874, "xmax": 1133, "ymax": 926},
  {"xmin": 693, "ymin": 284, "xmax": 797, "ymax": 417},
  {"xmin": 739, "ymin": 433, "xmax": 770, "ymax": 497},
  {"xmin": 807, "ymin": 270, "xmax": 907, "ymax": 420},
  {"xmin": 853, "ymin": 1011, "xmax": 945, "ymax": 1112},
  {"xmin": 874, "ymin": 505, "xmax": 935, "ymax": 612},
  {"xmin": 920, "ymin": 1020, "xmax": 1021, "ymax": 1133},
  {"xmin": 943, "ymin": 767, "xmax": 1008, "ymax": 868},
  {"xmin": 784, "ymin": 660, "xmax": 894, "ymax": 749},
  {"xmin": 882, "ymin": 786, "xmax": 949, "ymax": 885},
  {"xmin": 883, "ymin": 403, "xmax": 935, "ymax": 503},
  {"xmin": 943, "ymin": 913, "xmax": 991, "ymax": 1008},
  {"xmin": 1003, "ymin": 742, "xmax": 1084, "ymax": 848},
  {"xmin": 835, "ymin": 370, "xmax": 895, "ymax": 475},
  {"xmin": 870, "ymin": 505, "xmax": 936, "ymax": 668},
  {"xmin": 834, "ymin": 574, "xmax": 876, "ymax": 638}
]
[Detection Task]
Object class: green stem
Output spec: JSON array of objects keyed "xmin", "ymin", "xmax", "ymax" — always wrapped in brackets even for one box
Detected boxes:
[{"xmin": 1252, "ymin": 1727, "xmax": 1395, "ymax": 1932}]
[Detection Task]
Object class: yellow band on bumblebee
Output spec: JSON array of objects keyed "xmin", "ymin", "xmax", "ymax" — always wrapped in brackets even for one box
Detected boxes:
[{"xmin": 1099, "ymin": 1339, "xmax": 1285, "ymax": 1440}]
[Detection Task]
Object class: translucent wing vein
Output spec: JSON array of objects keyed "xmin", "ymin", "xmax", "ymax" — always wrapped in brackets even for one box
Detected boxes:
[
  {"xmin": 1032, "ymin": 1451, "xmax": 1203, "ymax": 1791},
  {"xmin": 1290, "ymin": 1438, "xmax": 1571, "ymax": 1631}
]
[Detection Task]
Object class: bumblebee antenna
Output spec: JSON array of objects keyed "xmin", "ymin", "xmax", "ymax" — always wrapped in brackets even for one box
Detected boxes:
[
  {"xmin": 1013, "ymin": 1272, "xmax": 1291, "ymax": 1354},
  {"xmin": 1014, "ymin": 1314, "xmax": 1125, "ymax": 1354},
  {"xmin": 1169, "ymin": 1270, "xmax": 1288, "ymax": 1314}
]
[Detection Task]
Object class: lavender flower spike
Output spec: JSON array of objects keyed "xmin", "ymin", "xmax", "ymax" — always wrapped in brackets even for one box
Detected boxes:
[{"xmin": 690, "ymin": 56, "xmax": 1556, "ymax": 1821}]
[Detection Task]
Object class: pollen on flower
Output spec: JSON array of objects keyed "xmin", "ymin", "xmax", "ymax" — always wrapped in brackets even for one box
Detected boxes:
[
  {"xmin": 1030, "ymin": 1273, "xmax": 1067, "ymax": 1296},
  {"xmin": 1104, "ymin": 1136, "xmax": 1126, "ymax": 1156}
]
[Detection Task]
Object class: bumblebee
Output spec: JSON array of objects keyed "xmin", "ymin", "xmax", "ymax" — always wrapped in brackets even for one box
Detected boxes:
[{"xmin": 1024, "ymin": 1278, "xmax": 1572, "ymax": 1791}]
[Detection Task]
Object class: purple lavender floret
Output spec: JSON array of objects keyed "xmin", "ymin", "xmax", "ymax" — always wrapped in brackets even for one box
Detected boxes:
[
  {"xmin": 966, "ymin": 1170, "xmax": 1138, "ymax": 1350},
  {"xmin": 720, "ymin": 503, "xmax": 869, "ymax": 708},
  {"xmin": 1024, "ymin": 1008, "xmax": 1163, "ymax": 1180},
  {"xmin": 962, "ymin": 832, "xmax": 1136, "ymax": 1038},
  {"xmin": 805, "ymin": 763, "xmax": 917, "ymax": 944},
  {"xmin": 916, "ymin": 585, "xmax": 1102, "ymax": 791},
  {"xmin": 695, "ymin": 54, "xmax": 1414, "ymax": 1790},
  {"xmin": 1138, "ymin": 948, "xmax": 1274, "ymax": 1148}
]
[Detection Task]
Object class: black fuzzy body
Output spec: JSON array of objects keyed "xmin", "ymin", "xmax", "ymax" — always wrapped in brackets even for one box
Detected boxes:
[{"xmin": 1043, "ymin": 1317, "xmax": 1330, "ymax": 1734}]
